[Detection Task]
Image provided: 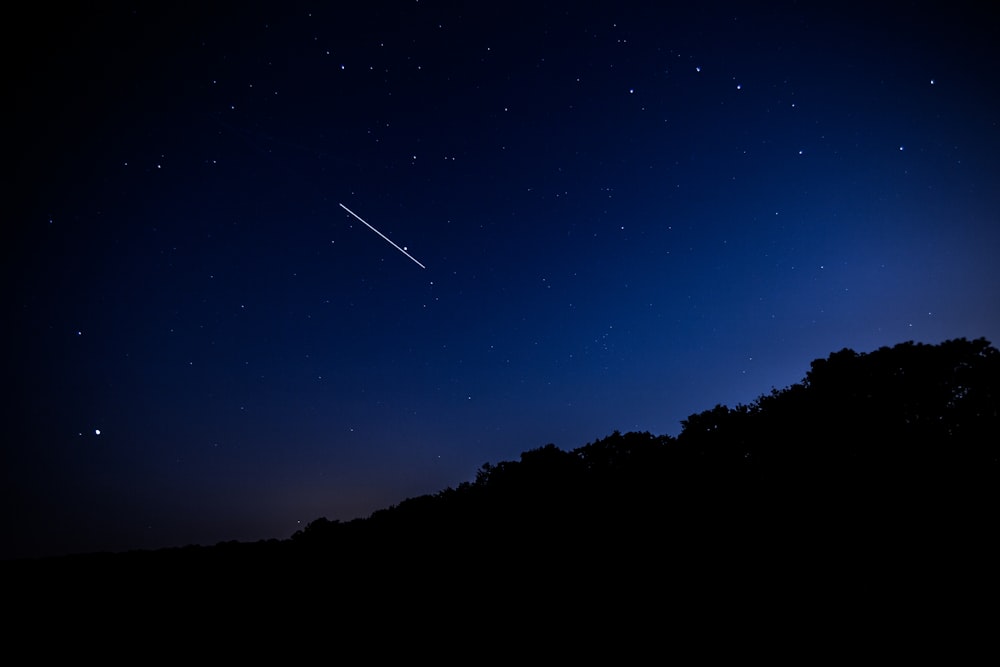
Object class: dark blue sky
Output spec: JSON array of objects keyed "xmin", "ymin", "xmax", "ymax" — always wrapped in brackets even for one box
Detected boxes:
[{"xmin": 6, "ymin": 1, "xmax": 999, "ymax": 559}]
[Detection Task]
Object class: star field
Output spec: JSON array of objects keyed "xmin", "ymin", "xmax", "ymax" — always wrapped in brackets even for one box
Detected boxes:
[{"xmin": 5, "ymin": 1, "xmax": 999, "ymax": 559}]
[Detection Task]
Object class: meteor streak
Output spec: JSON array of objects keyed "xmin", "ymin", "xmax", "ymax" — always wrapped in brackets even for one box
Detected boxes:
[{"xmin": 339, "ymin": 203, "xmax": 426, "ymax": 269}]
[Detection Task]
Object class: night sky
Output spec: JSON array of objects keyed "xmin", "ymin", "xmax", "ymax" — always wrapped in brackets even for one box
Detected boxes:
[{"xmin": 6, "ymin": 1, "xmax": 999, "ymax": 560}]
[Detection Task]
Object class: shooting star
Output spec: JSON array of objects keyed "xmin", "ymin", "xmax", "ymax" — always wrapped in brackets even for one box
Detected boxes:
[{"xmin": 339, "ymin": 203, "xmax": 426, "ymax": 269}]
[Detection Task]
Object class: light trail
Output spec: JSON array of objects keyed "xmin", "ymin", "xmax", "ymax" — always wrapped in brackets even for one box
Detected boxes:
[{"xmin": 338, "ymin": 203, "xmax": 426, "ymax": 269}]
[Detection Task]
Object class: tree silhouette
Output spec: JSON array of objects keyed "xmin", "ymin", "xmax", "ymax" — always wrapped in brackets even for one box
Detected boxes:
[
  {"xmin": 676, "ymin": 337, "xmax": 998, "ymax": 477},
  {"xmin": 10, "ymin": 336, "xmax": 997, "ymax": 608}
]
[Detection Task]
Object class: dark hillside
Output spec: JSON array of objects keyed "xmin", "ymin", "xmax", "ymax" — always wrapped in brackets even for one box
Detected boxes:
[{"xmin": 7, "ymin": 338, "xmax": 998, "ymax": 638}]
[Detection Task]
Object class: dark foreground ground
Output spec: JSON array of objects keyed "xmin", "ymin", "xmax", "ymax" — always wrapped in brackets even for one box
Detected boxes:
[{"xmin": 4, "ymin": 476, "xmax": 995, "ymax": 658}]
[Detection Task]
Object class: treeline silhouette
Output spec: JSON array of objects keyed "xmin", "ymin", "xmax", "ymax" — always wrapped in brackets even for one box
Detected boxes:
[
  {"xmin": 7, "ymin": 336, "xmax": 996, "ymax": 649},
  {"xmin": 9, "ymin": 337, "xmax": 999, "ymax": 605},
  {"xmin": 291, "ymin": 336, "xmax": 997, "ymax": 547}
]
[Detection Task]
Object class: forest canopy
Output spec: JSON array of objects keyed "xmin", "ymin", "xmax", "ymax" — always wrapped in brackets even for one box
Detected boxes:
[{"xmin": 292, "ymin": 337, "xmax": 998, "ymax": 548}]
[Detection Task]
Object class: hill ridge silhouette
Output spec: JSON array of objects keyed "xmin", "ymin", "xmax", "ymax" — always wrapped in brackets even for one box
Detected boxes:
[
  {"xmin": 10, "ymin": 339, "xmax": 995, "ymax": 667},
  {"xmin": 9, "ymin": 336, "xmax": 997, "ymax": 568}
]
